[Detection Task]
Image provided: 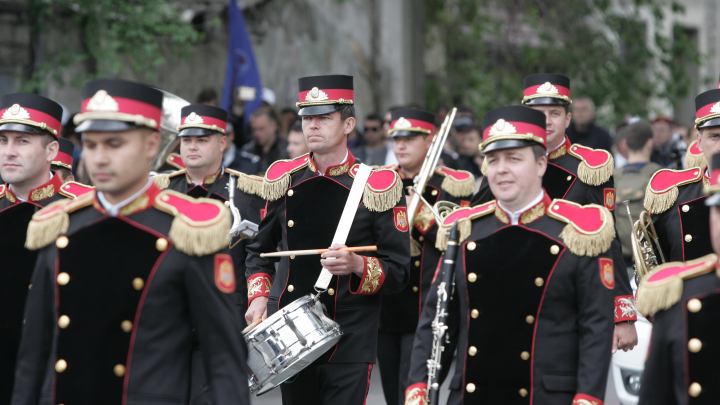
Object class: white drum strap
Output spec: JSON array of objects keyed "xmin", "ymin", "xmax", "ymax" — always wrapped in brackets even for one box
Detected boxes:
[{"xmin": 314, "ymin": 163, "xmax": 373, "ymax": 291}]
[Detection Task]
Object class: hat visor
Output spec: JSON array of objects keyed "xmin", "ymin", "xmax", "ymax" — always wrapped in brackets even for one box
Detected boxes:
[
  {"xmin": 706, "ymin": 192, "xmax": 720, "ymax": 206},
  {"xmin": 482, "ymin": 139, "xmax": 542, "ymax": 154},
  {"xmin": 297, "ymin": 104, "xmax": 341, "ymax": 117},
  {"xmin": 75, "ymin": 120, "xmax": 139, "ymax": 133},
  {"xmin": 0, "ymin": 123, "xmax": 55, "ymax": 136},
  {"xmin": 390, "ymin": 130, "xmax": 425, "ymax": 139},
  {"xmin": 178, "ymin": 127, "xmax": 221, "ymax": 137},
  {"xmin": 524, "ymin": 97, "xmax": 570, "ymax": 106},
  {"xmin": 698, "ymin": 117, "xmax": 720, "ymax": 129}
]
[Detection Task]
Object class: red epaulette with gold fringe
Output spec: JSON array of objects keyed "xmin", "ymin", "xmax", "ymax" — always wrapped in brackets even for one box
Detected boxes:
[
  {"xmin": 434, "ymin": 166, "xmax": 475, "ymax": 197},
  {"xmin": 567, "ymin": 144, "xmax": 614, "ymax": 186},
  {"xmin": 25, "ymin": 191, "xmax": 95, "ymax": 250},
  {"xmin": 435, "ymin": 200, "xmax": 497, "ymax": 250},
  {"xmin": 261, "ymin": 153, "xmax": 311, "ymax": 201},
  {"xmin": 685, "ymin": 140, "xmax": 706, "ymax": 170},
  {"xmin": 547, "ymin": 199, "xmax": 615, "ymax": 257},
  {"xmin": 636, "ymin": 253, "xmax": 718, "ymax": 316},
  {"xmin": 58, "ymin": 181, "xmax": 95, "ymax": 199},
  {"xmin": 154, "ymin": 190, "xmax": 230, "ymax": 256},
  {"xmin": 153, "ymin": 169, "xmax": 186, "ymax": 190},
  {"xmin": 643, "ymin": 168, "xmax": 702, "ymax": 214},
  {"xmin": 166, "ymin": 153, "xmax": 186, "ymax": 170},
  {"xmin": 350, "ymin": 164, "xmax": 403, "ymax": 212},
  {"xmin": 0, "ymin": 184, "xmax": 5, "ymax": 199},
  {"xmin": 225, "ymin": 168, "xmax": 264, "ymax": 197}
]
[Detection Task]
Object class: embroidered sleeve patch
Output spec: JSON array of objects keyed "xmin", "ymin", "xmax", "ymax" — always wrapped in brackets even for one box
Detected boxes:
[
  {"xmin": 572, "ymin": 393, "xmax": 604, "ymax": 405},
  {"xmin": 460, "ymin": 200, "xmax": 471, "ymax": 207},
  {"xmin": 394, "ymin": 207, "xmax": 409, "ymax": 232},
  {"xmin": 599, "ymin": 257, "xmax": 615, "ymax": 290},
  {"xmin": 351, "ymin": 256, "xmax": 385, "ymax": 295},
  {"xmin": 214, "ymin": 254, "xmax": 236, "ymax": 294},
  {"xmin": 614, "ymin": 295, "xmax": 637, "ymax": 322},
  {"xmin": 603, "ymin": 188, "xmax": 615, "ymax": 210}
]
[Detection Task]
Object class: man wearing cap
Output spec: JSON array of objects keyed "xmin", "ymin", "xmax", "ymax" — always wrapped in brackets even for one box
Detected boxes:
[
  {"xmin": 472, "ymin": 73, "xmax": 638, "ymax": 352},
  {"xmin": 377, "ymin": 108, "xmax": 474, "ymax": 405},
  {"xmin": 11, "ymin": 79, "xmax": 249, "ymax": 405},
  {"xmin": 635, "ymin": 152, "xmax": 720, "ymax": 405},
  {"xmin": 0, "ymin": 93, "xmax": 93, "ymax": 404},
  {"xmin": 643, "ymin": 89, "xmax": 720, "ymax": 274},
  {"xmin": 245, "ymin": 74, "xmax": 410, "ymax": 405},
  {"xmin": 405, "ymin": 105, "xmax": 616, "ymax": 405}
]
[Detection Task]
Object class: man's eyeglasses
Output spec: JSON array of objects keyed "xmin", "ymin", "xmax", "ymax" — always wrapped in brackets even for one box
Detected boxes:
[{"xmin": 365, "ymin": 126, "xmax": 381, "ymax": 132}]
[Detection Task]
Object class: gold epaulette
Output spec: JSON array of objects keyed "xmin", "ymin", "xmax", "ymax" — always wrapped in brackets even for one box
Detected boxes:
[
  {"xmin": 358, "ymin": 166, "xmax": 403, "ymax": 212},
  {"xmin": 25, "ymin": 191, "xmax": 95, "ymax": 250},
  {"xmin": 435, "ymin": 200, "xmax": 497, "ymax": 251},
  {"xmin": 685, "ymin": 140, "xmax": 707, "ymax": 170},
  {"xmin": 636, "ymin": 254, "xmax": 718, "ymax": 316},
  {"xmin": 567, "ymin": 144, "xmax": 614, "ymax": 186},
  {"xmin": 153, "ymin": 190, "xmax": 231, "ymax": 256},
  {"xmin": 58, "ymin": 181, "xmax": 95, "ymax": 199},
  {"xmin": 547, "ymin": 199, "xmax": 615, "ymax": 257},
  {"xmin": 643, "ymin": 167, "xmax": 702, "ymax": 214},
  {"xmin": 225, "ymin": 168, "xmax": 264, "ymax": 197},
  {"xmin": 434, "ymin": 166, "xmax": 475, "ymax": 197},
  {"xmin": 261, "ymin": 154, "xmax": 310, "ymax": 201},
  {"xmin": 0, "ymin": 184, "xmax": 5, "ymax": 199},
  {"xmin": 152, "ymin": 169, "xmax": 186, "ymax": 190},
  {"xmin": 480, "ymin": 158, "xmax": 487, "ymax": 176}
]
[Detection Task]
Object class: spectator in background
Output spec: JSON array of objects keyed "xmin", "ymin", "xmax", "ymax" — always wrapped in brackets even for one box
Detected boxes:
[
  {"xmin": 243, "ymin": 108, "xmax": 289, "ymax": 172},
  {"xmin": 224, "ymin": 122, "xmax": 263, "ymax": 175},
  {"xmin": 353, "ymin": 112, "xmax": 390, "ymax": 166},
  {"xmin": 382, "ymin": 108, "xmax": 400, "ymax": 166},
  {"xmin": 196, "ymin": 88, "xmax": 218, "ymax": 106},
  {"xmin": 455, "ymin": 124, "xmax": 483, "ymax": 177},
  {"xmin": 566, "ymin": 96, "xmax": 613, "ymax": 152},
  {"xmin": 286, "ymin": 120, "xmax": 309, "ymax": 159},
  {"xmin": 280, "ymin": 107, "xmax": 298, "ymax": 136},
  {"xmin": 614, "ymin": 120, "xmax": 663, "ymax": 267},
  {"xmin": 650, "ymin": 116, "xmax": 687, "ymax": 168}
]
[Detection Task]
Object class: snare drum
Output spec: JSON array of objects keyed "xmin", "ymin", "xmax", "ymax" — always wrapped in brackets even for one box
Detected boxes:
[{"xmin": 244, "ymin": 294, "xmax": 342, "ymax": 396}]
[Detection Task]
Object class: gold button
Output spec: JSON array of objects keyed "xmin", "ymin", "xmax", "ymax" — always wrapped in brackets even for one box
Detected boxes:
[
  {"xmin": 162, "ymin": 195, "xmax": 169, "ymax": 201},
  {"xmin": 132, "ymin": 278, "xmax": 145, "ymax": 291},
  {"xmin": 682, "ymin": 204, "xmax": 690, "ymax": 212},
  {"xmin": 224, "ymin": 200, "xmax": 230, "ymax": 207},
  {"xmin": 58, "ymin": 315, "xmax": 70, "ymax": 329},
  {"xmin": 685, "ymin": 234, "xmax": 693, "ymax": 242},
  {"xmin": 466, "ymin": 383, "xmax": 476, "ymax": 393},
  {"xmin": 519, "ymin": 388, "xmax": 528, "ymax": 397},
  {"xmin": 468, "ymin": 346, "xmax": 477, "ymax": 356},
  {"xmin": 550, "ymin": 245, "xmax": 560, "ymax": 255},
  {"xmin": 156, "ymin": 238, "xmax": 168, "ymax": 251},
  {"xmin": 288, "ymin": 285, "xmax": 294, "ymax": 292},
  {"xmin": 121, "ymin": 320, "xmax": 133, "ymax": 333},
  {"xmin": 56, "ymin": 236, "xmax": 69, "ymax": 249},
  {"xmin": 55, "ymin": 359, "xmax": 67, "ymax": 373},
  {"xmin": 419, "ymin": 236, "xmax": 424, "ymax": 242},
  {"xmin": 431, "ymin": 190, "xmax": 438, "ymax": 196},
  {"xmin": 290, "ymin": 255, "xmax": 296, "ymax": 259},
  {"xmin": 471, "ymin": 309, "xmax": 479, "ymax": 318},
  {"xmin": 288, "ymin": 189, "xmax": 294, "ymax": 196},
  {"xmin": 467, "ymin": 242, "xmax": 476, "ymax": 251},
  {"xmin": 414, "ymin": 260, "xmax": 421, "ymax": 267},
  {"xmin": 520, "ymin": 351, "xmax": 530, "ymax": 360},
  {"xmin": 526, "ymin": 315, "xmax": 535, "ymax": 324},
  {"xmin": 114, "ymin": 364, "xmax": 126, "ymax": 377},
  {"xmin": 328, "ymin": 288, "xmax": 335, "ymax": 295},
  {"xmin": 566, "ymin": 175, "xmax": 572, "ymax": 181},
  {"xmin": 689, "ymin": 382, "xmax": 702, "ymax": 397},
  {"xmin": 688, "ymin": 338, "xmax": 702, "ymax": 353},
  {"xmin": 57, "ymin": 272, "xmax": 70, "ymax": 285},
  {"xmin": 534, "ymin": 277, "xmax": 544, "ymax": 287},
  {"xmin": 28, "ymin": 284, "xmax": 32, "ymax": 290},
  {"xmin": 412, "ymin": 286, "xmax": 418, "ymax": 292},
  {"xmin": 468, "ymin": 273, "xmax": 477, "ymax": 282},
  {"xmin": 288, "ymin": 220, "xmax": 294, "ymax": 227},
  {"xmin": 688, "ymin": 298, "xmax": 702, "ymax": 313}
]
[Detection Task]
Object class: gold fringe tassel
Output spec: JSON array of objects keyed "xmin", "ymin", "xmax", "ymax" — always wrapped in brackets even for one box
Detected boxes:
[
  {"xmin": 643, "ymin": 184, "xmax": 678, "ymax": 214},
  {"xmin": 685, "ymin": 152, "xmax": 707, "ymax": 171},
  {"xmin": 237, "ymin": 173, "xmax": 264, "ymax": 196},
  {"xmin": 25, "ymin": 200, "xmax": 72, "ymax": 250},
  {"xmin": 169, "ymin": 207, "xmax": 231, "ymax": 256},
  {"xmin": 480, "ymin": 158, "xmax": 487, "ymax": 176},
  {"xmin": 559, "ymin": 210, "xmax": 615, "ymax": 257},
  {"xmin": 577, "ymin": 155, "xmax": 614, "ymax": 186},
  {"xmin": 153, "ymin": 174, "xmax": 170, "ymax": 190},
  {"xmin": 262, "ymin": 173, "xmax": 291, "ymax": 201},
  {"xmin": 440, "ymin": 174, "xmax": 475, "ymax": 197},
  {"xmin": 635, "ymin": 277, "xmax": 683, "ymax": 317},
  {"xmin": 363, "ymin": 178, "xmax": 403, "ymax": 212},
  {"xmin": 435, "ymin": 218, "xmax": 472, "ymax": 251}
]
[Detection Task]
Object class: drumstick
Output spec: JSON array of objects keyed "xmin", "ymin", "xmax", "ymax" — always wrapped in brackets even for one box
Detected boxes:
[
  {"xmin": 242, "ymin": 318, "xmax": 263, "ymax": 334},
  {"xmin": 260, "ymin": 245, "xmax": 377, "ymax": 258}
]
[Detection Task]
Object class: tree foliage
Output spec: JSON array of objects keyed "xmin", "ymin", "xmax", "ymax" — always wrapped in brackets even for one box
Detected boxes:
[
  {"xmin": 424, "ymin": 0, "xmax": 703, "ymax": 126},
  {"xmin": 24, "ymin": 0, "xmax": 200, "ymax": 91}
]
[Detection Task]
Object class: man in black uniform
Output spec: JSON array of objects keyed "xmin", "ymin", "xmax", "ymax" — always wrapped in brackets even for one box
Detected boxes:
[
  {"xmin": 636, "ymin": 151, "xmax": 720, "ymax": 405},
  {"xmin": 472, "ymin": 74, "xmax": 638, "ymax": 351},
  {"xmin": 406, "ymin": 105, "xmax": 617, "ymax": 405},
  {"xmin": 0, "ymin": 93, "xmax": 90, "ymax": 404},
  {"xmin": 643, "ymin": 89, "xmax": 720, "ymax": 266},
  {"xmin": 245, "ymin": 74, "xmax": 410, "ymax": 405},
  {"xmin": 11, "ymin": 79, "xmax": 248, "ymax": 405},
  {"xmin": 378, "ymin": 108, "xmax": 474, "ymax": 405}
]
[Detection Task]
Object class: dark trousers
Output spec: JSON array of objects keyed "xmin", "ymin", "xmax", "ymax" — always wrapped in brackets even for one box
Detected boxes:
[
  {"xmin": 280, "ymin": 362, "xmax": 373, "ymax": 405},
  {"xmin": 377, "ymin": 330, "xmax": 415, "ymax": 405}
]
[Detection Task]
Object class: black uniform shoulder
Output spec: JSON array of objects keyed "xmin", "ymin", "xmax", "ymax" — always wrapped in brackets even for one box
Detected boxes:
[{"xmin": 25, "ymin": 191, "xmax": 96, "ymax": 250}]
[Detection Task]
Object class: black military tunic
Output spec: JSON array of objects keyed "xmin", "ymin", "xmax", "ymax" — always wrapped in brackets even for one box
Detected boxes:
[
  {"xmin": 406, "ymin": 193, "xmax": 616, "ymax": 405},
  {"xmin": 11, "ymin": 184, "xmax": 248, "ymax": 405}
]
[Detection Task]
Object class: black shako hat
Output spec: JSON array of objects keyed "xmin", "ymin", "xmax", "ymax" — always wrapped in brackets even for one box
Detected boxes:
[
  {"xmin": 177, "ymin": 104, "xmax": 228, "ymax": 137},
  {"xmin": 0, "ymin": 93, "xmax": 63, "ymax": 138},
  {"xmin": 481, "ymin": 106, "xmax": 547, "ymax": 154},
  {"xmin": 388, "ymin": 108, "xmax": 436, "ymax": 138},
  {"xmin": 522, "ymin": 73, "xmax": 572, "ymax": 106},
  {"xmin": 695, "ymin": 89, "xmax": 720, "ymax": 129},
  {"xmin": 296, "ymin": 75, "xmax": 354, "ymax": 116}
]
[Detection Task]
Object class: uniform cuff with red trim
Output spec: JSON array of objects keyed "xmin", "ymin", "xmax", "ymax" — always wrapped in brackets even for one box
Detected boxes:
[
  {"xmin": 614, "ymin": 295, "xmax": 638, "ymax": 323},
  {"xmin": 404, "ymin": 383, "xmax": 428, "ymax": 405},
  {"xmin": 573, "ymin": 393, "xmax": 603, "ymax": 405},
  {"xmin": 349, "ymin": 256, "xmax": 385, "ymax": 295},
  {"xmin": 247, "ymin": 273, "xmax": 272, "ymax": 304}
]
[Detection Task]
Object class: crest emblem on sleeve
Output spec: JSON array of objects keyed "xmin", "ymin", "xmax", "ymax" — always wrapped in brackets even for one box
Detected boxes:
[
  {"xmin": 215, "ymin": 254, "xmax": 236, "ymax": 294},
  {"xmin": 604, "ymin": 188, "xmax": 615, "ymax": 210},
  {"xmin": 394, "ymin": 207, "xmax": 409, "ymax": 232},
  {"xmin": 600, "ymin": 258, "xmax": 615, "ymax": 289}
]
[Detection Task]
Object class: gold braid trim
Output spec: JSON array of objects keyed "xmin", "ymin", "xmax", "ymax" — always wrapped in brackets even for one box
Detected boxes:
[
  {"xmin": 480, "ymin": 157, "xmax": 487, "ymax": 176},
  {"xmin": 262, "ymin": 172, "xmax": 291, "ymax": 201},
  {"xmin": 0, "ymin": 118, "xmax": 57, "ymax": 135},
  {"xmin": 435, "ymin": 168, "xmax": 475, "ymax": 197},
  {"xmin": 176, "ymin": 123, "xmax": 225, "ymax": 133},
  {"xmin": 643, "ymin": 182, "xmax": 679, "ymax": 214},
  {"xmin": 435, "ymin": 218, "xmax": 473, "ymax": 251},
  {"xmin": 153, "ymin": 174, "xmax": 171, "ymax": 190},
  {"xmin": 362, "ymin": 172, "xmax": 403, "ymax": 212},
  {"xmin": 572, "ymin": 152, "xmax": 614, "ymax": 186},
  {"xmin": 226, "ymin": 169, "xmax": 264, "ymax": 196},
  {"xmin": 557, "ymin": 206, "xmax": 615, "ymax": 257},
  {"xmin": 685, "ymin": 151, "xmax": 707, "ymax": 171},
  {"xmin": 74, "ymin": 111, "xmax": 157, "ymax": 130}
]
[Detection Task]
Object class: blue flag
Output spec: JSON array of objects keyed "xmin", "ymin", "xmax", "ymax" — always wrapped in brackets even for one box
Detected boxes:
[{"xmin": 221, "ymin": 0, "xmax": 262, "ymax": 124}]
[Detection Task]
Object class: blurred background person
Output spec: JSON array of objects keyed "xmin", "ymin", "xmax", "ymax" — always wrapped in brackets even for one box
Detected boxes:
[
  {"xmin": 454, "ymin": 123, "xmax": 483, "ymax": 177},
  {"xmin": 286, "ymin": 120, "xmax": 309, "ymax": 159},
  {"xmin": 280, "ymin": 107, "xmax": 298, "ymax": 137},
  {"xmin": 566, "ymin": 96, "xmax": 612, "ymax": 152},
  {"xmin": 243, "ymin": 108, "xmax": 288, "ymax": 172},
  {"xmin": 353, "ymin": 112, "xmax": 389, "ymax": 166},
  {"xmin": 224, "ymin": 122, "xmax": 263, "ymax": 175},
  {"xmin": 196, "ymin": 88, "xmax": 219, "ymax": 106},
  {"xmin": 650, "ymin": 115, "xmax": 687, "ymax": 168}
]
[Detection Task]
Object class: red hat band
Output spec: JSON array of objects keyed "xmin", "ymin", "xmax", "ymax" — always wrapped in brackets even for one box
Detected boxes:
[
  {"xmin": 696, "ymin": 101, "xmax": 720, "ymax": 125},
  {"xmin": 522, "ymin": 82, "xmax": 571, "ymax": 104},
  {"xmin": 77, "ymin": 90, "xmax": 162, "ymax": 131},
  {"xmin": 53, "ymin": 151, "xmax": 73, "ymax": 170},
  {"xmin": 0, "ymin": 104, "xmax": 61, "ymax": 137},
  {"xmin": 389, "ymin": 117, "xmax": 435, "ymax": 135},
  {"xmin": 297, "ymin": 88, "xmax": 354, "ymax": 107},
  {"xmin": 177, "ymin": 112, "xmax": 227, "ymax": 133}
]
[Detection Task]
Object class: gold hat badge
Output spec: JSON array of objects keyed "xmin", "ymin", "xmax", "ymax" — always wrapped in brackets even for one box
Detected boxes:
[
  {"xmin": 488, "ymin": 119, "xmax": 517, "ymax": 136},
  {"xmin": 2, "ymin": 104, "xmax": 30, "ymax": 119},
  {"xmin": 86, "ymin": 90, "xmax": 119, "ymax": 112},
  {"xmin": 536, "ymin": 82, "xmax": 559, "ymax": 95},
  {"xmin": 394, "ymin": 117, "xmax": 412, "ymax": 129},
  {"xmin": 305, "ymin": 87, "xmax": 329, "ymax": 102}
]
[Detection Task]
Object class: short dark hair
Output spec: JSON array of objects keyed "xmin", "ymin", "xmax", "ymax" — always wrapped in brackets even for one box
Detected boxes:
[
  {"xmin": 289, "ymin": 120, "xmax": 303, "ymax": 133},
  {"xmin": 251, "ymin": 108, "xmax": 279, "ymax": 126},
  {"xmin": 365, "ymin": 112, "xmax": 382, "ymax": 122},
  {"xmin": 532, "ymin": 144, "xmax": 546, "ymax": 160},
  {"xmin": 41, "ymin": 133, "xmax": 57, "ymax": 147},
  {"xmin": 196, "ymin": 88, "xmax": 218, "ymax": 104},
  {"xmin": 339, "ymin": 104, "xmax": 355, "ymax": 121},
  {"xmin": 51, "ymin": 165, "xmax": 73, "ymax": 182},
  {"xmin": 622, "ymin": 120, "xmax": 653, "ymax": 152}
]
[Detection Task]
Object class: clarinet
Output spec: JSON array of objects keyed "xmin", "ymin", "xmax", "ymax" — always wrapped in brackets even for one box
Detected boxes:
[{"xmin": 426, "ymin": 220, "xmax": 459, "ymax": 405}]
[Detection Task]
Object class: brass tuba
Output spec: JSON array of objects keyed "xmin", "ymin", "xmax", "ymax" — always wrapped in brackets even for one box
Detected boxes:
[
  {"xmin": 150, "ymin": 89, "xmax": 190, "ymax": 171},
  {"xmin": 624, "ymin": 201, "xmax": 666, "ymax": 279}
]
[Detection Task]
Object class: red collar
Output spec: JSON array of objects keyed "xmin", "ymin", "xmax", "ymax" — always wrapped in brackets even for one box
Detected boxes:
[
  {"xmin": 307, "ymin": 150, "xmax": 356, "ymax": 176},
  {"xmin": 92, "ymin": 182, "xmax": 162, "ymax": 216},
  {"xmin": 495, "ymin": 190, "xmax": 553, "ymax": 225},
  {"xmin": 398, "ymin": 167, "xmax": 419, "ymax": 180},
  {"xmin": 186, "ymin": 166, "xmax": 223, "ymax": 185},
  {"xmin": 548, "ymin": 136, "xmax": 572, "ymax": 160},
  {"xmin": 5, "ymin": 172, "xmax": 64, "ymax": 204}
]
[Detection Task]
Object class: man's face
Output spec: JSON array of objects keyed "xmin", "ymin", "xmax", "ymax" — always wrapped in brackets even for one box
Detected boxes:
[
  {"xmin": 180, "ymin": 134, "xmax": 226, "ymax": 171},
  {"xmin": 457, "ymin": 129, "xmax": 482, "ymax": 157},
  {"xmin": 82, "ymin": 129, "xmax": 159, "ymax": 197},
  {"xmin": 652, "ymin": 121, "xmax": 672, "ymax": 147},
  {"xmin": 0, "ymin": 131, "xmax": 57, "ymax": 185},
  {"xmin": 393, "ymin": 134, "xmax": 431, "ymax": 171},
  {"xmin": 250, "ymin": 114, "xmax": 277, "ymax": 147},
  {"xmin": 286, "ymin": 130, "xmax": 309, "ymax": 159},
  {"xmin": 302, "ymin": 111, "xmax": 354, "ymax": 154},
  {"xmin": 485, "ymin": 146, "xmax": 546, "ymax": 209},
  {"xmin": 531, "ymin": 105, "xmax": 570, "ymax": 148},
  {"xmin": 571, "ymin": 99, "xmax": 594, "ymax": 126},
  {"xmin": 364, "ymin": 119, "xmax": 384, "ymax": 144},
  {"xmin": 711, "ymin": 206, "xmax": 720, "ymax": 255},
  {"xmin": 697, "ymin": 126, "xmax": 720, "ymax": 163}
]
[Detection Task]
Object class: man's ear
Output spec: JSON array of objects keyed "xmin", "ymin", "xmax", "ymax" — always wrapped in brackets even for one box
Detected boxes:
[
  {"xmin": 220, "ymin": 134, "xmax": 228, "ymax": 153},
  {"xmin": 537, "ymin": 154, "xmax": 548, "ymax": 177},
  {"xmin": 146, "ymin": 131, "xmax": 161, "ymax": 161},
  {"xmin": 46, "ymin": 139, "xmax": 59, "ymax": 163},
  {"xmin": 697, "ymin": 129, "xmax": 704, "ymax": 152},
  {"xmin": 344, "ymin": 116, "xmax": 356, "ymax": 136},
  {"xmin": 565, "ymin": 112, "xmax": 572, "ymax": 129}
]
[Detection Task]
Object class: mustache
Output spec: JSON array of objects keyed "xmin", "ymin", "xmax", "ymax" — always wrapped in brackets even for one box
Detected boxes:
[{"xmin": 91, "ymin": 170, "xmax": 117, "ymax": 177}]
